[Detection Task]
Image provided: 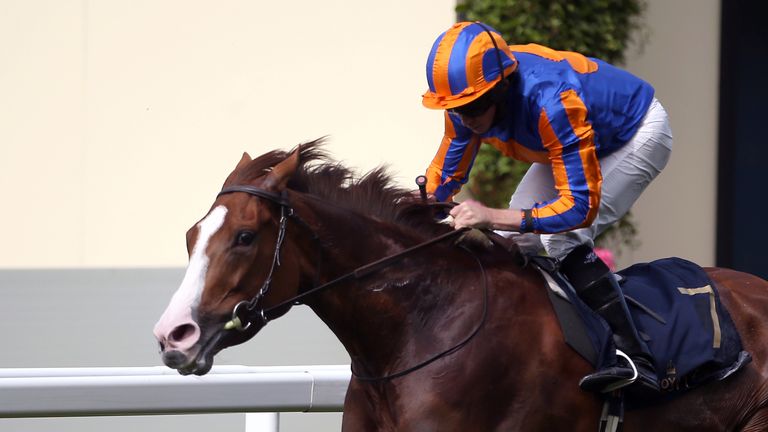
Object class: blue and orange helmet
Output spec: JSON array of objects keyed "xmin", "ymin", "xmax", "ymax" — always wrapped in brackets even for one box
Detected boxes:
[{"xmin": 422, "ymin": 22, "xmax": 517, "ymax": 110}]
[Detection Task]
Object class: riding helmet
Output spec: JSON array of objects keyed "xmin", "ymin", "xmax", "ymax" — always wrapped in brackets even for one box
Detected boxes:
[{"xmin": 422, "ymin": 21, "xmax": 517, "ymax": 110}]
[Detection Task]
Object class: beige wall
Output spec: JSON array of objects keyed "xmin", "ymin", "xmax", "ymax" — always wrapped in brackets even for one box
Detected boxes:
[
  {"xmin": 0, "ymin": 0, "xmax": 455, "ymax": 268},
  {"xmin": 1, "ymin": 0, "xmax": 719, "ymax": 269},
  {"xmin": 618, "ymin": 0, "xmax": 720, "ymax": 268}
]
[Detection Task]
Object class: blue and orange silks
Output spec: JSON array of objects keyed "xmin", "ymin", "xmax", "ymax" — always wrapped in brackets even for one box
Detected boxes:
[{"xmin": 425, "ymin": 43, "xmax": 655, "ymax": 234}]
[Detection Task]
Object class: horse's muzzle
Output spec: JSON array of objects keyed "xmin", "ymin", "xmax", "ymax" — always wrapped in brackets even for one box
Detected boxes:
[{"xmin": 161, "ymin": 349, "xmax": 213, "ymax": 376}]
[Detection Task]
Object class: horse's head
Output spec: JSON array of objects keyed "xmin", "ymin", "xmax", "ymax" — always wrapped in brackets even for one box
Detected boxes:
[{"xmin": 153, "ymin": 146, "xmax": 309, "ymax": 375}]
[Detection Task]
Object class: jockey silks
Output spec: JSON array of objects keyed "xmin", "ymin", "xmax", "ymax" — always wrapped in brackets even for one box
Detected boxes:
[{"xmin": 426, "ymin": 44, "xmax": 654, "ymax": 234}]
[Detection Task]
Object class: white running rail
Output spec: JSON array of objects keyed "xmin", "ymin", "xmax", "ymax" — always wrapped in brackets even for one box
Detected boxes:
[{"xmin": 0, "ymin": 364, "xmax": 350, "ymax": 431}]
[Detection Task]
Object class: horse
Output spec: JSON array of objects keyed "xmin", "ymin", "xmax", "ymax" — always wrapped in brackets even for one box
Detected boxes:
[{"xmin": 153, "ymin": 140, "xmax": 768, "ymax": 431}]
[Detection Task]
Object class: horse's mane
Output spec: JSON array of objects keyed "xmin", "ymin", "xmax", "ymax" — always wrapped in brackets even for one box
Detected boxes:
[{"xmin": 226, "ymin": 138, "xmax": 451, "ymax": 238}]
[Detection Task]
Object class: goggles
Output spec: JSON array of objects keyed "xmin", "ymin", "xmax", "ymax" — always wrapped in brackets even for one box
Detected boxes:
[{"xmin": 449, "ymin": 89, "xmax": 497, "ymax": 117}]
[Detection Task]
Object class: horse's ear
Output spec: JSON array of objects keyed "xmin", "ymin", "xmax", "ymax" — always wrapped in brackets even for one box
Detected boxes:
[
  {"xmin": 222, "ymin": 152, "xmax": 253, "ymax": 187},
  {"xmin": 236, "ymin": 152, "xmax": 252, "ymax": 171},
  {"xmin": 263, "ymin": 147, "xmax": 300, "ymax": 191}
]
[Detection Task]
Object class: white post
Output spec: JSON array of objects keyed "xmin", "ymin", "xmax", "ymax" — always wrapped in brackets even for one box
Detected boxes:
[{"xmin": 245, "ymin": 412, "xmax": 279, "ymax": 432}]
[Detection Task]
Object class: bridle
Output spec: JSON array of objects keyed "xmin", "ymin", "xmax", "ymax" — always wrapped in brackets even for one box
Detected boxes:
[
  {"xmin": 215, "ymin": 185, "xmax": 488, "ymax": 381},
  {"xmin": 216, "ymin": 185, "xmax": 295, "ymax": 331}
]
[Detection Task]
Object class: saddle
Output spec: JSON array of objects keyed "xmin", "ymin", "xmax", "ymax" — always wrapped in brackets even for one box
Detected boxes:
[{"xmin": 531, "ymin": 254, "xmax": 751, "ymax": 404}]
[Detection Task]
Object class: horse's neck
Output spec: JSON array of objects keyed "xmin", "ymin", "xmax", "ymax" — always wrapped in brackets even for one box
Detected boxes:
[
  {"xmin": 311, "ymin": 257, "xmax": 475, "ymax": 373},
  {"xmin": 296, "ymin": 202, "xmax": 466, "ymax": 375}
]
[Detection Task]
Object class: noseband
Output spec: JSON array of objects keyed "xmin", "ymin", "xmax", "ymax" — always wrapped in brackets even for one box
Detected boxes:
[{"xmin": 216, "ymin": 185, "xmax": 487, "ymax": 381}]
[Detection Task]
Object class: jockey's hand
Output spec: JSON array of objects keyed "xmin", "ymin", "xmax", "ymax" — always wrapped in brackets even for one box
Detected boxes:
[{"xmin": 449, "ymin": 199, "xmax": 493, "ymax": 230}]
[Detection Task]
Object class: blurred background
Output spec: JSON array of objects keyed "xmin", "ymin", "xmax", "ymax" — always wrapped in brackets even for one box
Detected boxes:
[{"xmin": 1, "ymin": 0, "xmax": 764, "ymax": 430}]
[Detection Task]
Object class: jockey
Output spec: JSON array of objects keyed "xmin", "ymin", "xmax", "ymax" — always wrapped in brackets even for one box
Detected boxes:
[{"xmin": 422, "ymin": 21, "xmax": 672, "ymax": 395}]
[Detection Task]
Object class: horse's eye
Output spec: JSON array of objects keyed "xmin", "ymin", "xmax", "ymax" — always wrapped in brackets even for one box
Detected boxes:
[{"xmin": 235, "ymin": 231, "xmax": 256, "ymax": 247}]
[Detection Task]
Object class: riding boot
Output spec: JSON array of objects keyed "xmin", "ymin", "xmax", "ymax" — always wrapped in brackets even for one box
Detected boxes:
[{"xmin": 560, "ymin": 245, "xmax": 660, "ymax": 395}]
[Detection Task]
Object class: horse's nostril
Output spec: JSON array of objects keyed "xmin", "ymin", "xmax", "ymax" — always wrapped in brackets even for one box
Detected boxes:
[
  {"xmin": 169, "ymin": 324, "xmax": 196, "ymax": 343},
  {"xmin": 158, "ymin": 341, "xmax": 166, "ymax": 352}
]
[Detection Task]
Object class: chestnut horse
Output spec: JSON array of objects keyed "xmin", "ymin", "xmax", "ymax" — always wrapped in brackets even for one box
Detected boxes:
[{"xmin": 154, "ymin": 141, "xmax": 768, "ymax": 431}]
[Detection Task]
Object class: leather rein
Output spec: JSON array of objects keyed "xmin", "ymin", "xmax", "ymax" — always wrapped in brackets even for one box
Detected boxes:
[{"xmin": 216, "ymin": 185, "xmax": 488, "ymax": 381}]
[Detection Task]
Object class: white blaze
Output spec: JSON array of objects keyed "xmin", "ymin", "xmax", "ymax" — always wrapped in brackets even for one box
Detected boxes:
[{"xmin": 153, "ymin": 205, "xmax": 228, "ymax": 348}]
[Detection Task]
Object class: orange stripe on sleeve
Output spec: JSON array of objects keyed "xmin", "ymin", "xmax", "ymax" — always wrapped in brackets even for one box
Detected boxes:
[
  {"xmin": 533, "ymin": 109, "xmax": 577, "ymax": 220},
  {"xmin": 561, "ymin": 89, "xmax": 602, "ymax": 224},
  {"xmin": 453, "ymin": 136, "xmax": 481, "ymax": 183},
  {"xmin": 425, "ymin": 112, "xmax": 458, "ymax": 195}
]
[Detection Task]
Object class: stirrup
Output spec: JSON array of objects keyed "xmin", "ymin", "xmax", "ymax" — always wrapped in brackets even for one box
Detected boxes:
[{"xmin": 600, "ymin": 350, "xmax": 638, "ymax": 393}]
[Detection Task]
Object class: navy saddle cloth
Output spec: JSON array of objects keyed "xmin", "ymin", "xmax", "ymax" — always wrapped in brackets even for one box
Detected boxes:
[
  {"xmin": 618, "ymin": 257, "xmax": 750, "ymax": 392},
  {"xmin": 538, "ymin": 256, "xmax": 751, "ymax": 398}
]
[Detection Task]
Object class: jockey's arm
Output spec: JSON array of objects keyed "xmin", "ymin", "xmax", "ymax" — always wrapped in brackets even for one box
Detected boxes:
[
  {"xmin": 521, "ymin": 90, "xmax": 601, "ymax": 233},
  {"xmin": 425, "ymin": 112, "xmax": 482, "ymax": 201}
]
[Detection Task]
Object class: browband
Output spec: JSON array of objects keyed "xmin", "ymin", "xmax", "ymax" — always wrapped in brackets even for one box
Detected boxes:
[{"xmin": 217, "ymin": 186, "xmax": 288, "ymax": 206}]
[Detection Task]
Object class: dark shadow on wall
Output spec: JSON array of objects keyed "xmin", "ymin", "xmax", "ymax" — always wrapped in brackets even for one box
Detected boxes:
[{"xmin": 717, "ymin": 0, "xmax": 768, "ymax": 279}]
